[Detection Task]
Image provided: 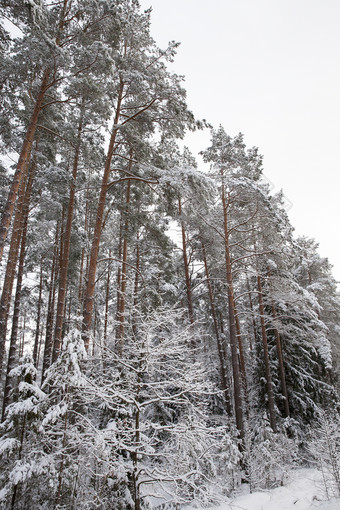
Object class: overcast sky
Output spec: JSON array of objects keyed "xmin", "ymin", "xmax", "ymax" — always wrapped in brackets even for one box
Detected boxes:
[{"xmin": 139, "ymin": 0, "xmax": 340, "ymax": 281}]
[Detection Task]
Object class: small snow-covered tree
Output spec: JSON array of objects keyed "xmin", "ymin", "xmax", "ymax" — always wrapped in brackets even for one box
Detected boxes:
[
  {"xmin": 93, "ymin": 305, "xmax": 240, "ymax": 508},
  {"xmin": 308, "ymin": 410, "xmax": 340, "ymax": 499},
  {"xmin": 0, "ymin": 355, "xmax": 47, "ymax": 510}
]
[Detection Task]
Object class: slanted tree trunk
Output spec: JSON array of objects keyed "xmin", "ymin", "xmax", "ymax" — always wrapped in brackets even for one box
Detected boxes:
[
  {"xmin": 52, "ymin": 105, "xmax": 84, "ymax": 362},
  {"xmin": 82, "ymin": 79, "xmax": 125, "ymax": 349},
  {"xmin": 0, "ymin": 157, "xmax": 34, "ymax": 379},
  {"xmin": 257, "ymin": 274, "xmax": 277, "ymax": 432},
  {"xmin": 0, "ymin": 0, "xmax": 71, "ymax": 263},
  {"xmin": 0, "ymin": 69, "xmax": 50, "ymax": 263},
  {"xmin": 1, "ymin": 192, "xmax": 30, "ymax": 421}
]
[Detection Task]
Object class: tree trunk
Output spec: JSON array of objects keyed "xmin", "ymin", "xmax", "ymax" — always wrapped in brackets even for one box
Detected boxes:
[
  {"xmin": 115, "ymin": 216, "xmax": 124, "ymax": 331},
  {"xmin": 201, "ymin": 240, "xmax": 232, "ymax": 415},
  {"xmin": 0, "ymin": 156, "xmax": 34, "ymax": 379},
  {"xmin": 233, "ymin": 299, "xmax": 247, "ymax": 385},
  {"xmin": 82, "ymin": 79, "xmax": 125, "ymax": 350},
  {"xmin": 246, "ymin": 276, "xmax": 258, "ymax": 351},
  {"xmin": 33, "ymin": 261, "xmax": 44, "ymax": 367},
  {"xmin": 103, "ymin": 250, "xmax": 111, "ymax": 372},
  {"xmin": 179, "ymin": 198, "xmax": 194, "ymax": 324},
  {"xmin": 1, "ymin": 192, "xmax": 30, "ymax": 421},
  {"xmin": 132, "ymin": 230, "xmax": 140, "ymax": 340},
  {"xmin": 41, "ymin": 224, "xmax": 60, "ymax": 381},
  {"xmin": 78, "ymin": 185, "xmax": 90, "ymax": 310},
  {"xmin": 271, "ymin": 303, "xmax": 290, "ymax": 418},
  {"xmin": 52, "ymin": 105, "xmax": 84, "ymax": 362},
  {"xmin": 233, "ymin": 297, "xmax": 250, "ymax": 417},
  {"xmin": 116, "ymin": 176, "xmax": 132, "ymax": 356},
  {"xmin": 257, "ymin": 274, "xmax": 277, "ymax": 432},
  {"xmin": 0, "ymin": 69, "xmax": 50, "ymax": 263},
  {"xmin": 221, "ymin": 176, "xmax": 244, "ymax": 438}
]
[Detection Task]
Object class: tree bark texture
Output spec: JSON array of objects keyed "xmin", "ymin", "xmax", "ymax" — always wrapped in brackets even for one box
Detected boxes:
[
  {"xmin": 1, "ymin": 192, "xmax": 30, "ymax": 421},
  {"xmin": 0, "ymin": 157, "xmax": 34, "ymax": 379},
  {"xmin": 0, "ymin": 69, "xmax": 50, "ymax": 263},
  {"xmin": 221, "ymin": 175, "xmax": 244, "ymax": 438},
  {"xmin": 82, "ymin": 79, "xmax": 125, "ymax": 349},
  {"xmin": 52, "ymin": 105, "xmax": 84, "ymax": 362},
  {"xmin": 41, "ymin": 224, "xmax": 60, "ymax": 381}
]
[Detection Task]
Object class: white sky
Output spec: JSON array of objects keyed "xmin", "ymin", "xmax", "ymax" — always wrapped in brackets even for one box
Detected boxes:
[{"xmin": 139, "ymin": 0, "xmax": 340, "ymax": 281}]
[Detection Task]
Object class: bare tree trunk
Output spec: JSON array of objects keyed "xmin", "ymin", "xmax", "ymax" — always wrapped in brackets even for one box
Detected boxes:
[
  {"xmin": 82, "ymin": 79, "xmax": 125, "ymax": 349},
  {"xmin": 221, "ymin": 176, "xmax": 244, "ymax": 438},
  {"xmin": 0, "ymin": 69, "xmax": 50, "ymax": 263},
  {"xmin": 178, "ymin": 198, "xmax": 194, "ymax": 324},
  {"xmin": 53, "ymin": 105, "xmax": 84, "ymax": 362},
  {"xmin": 41, "ymin": 224, "xmax": 60, "ymax": 382},
  {"xmin": 201, "ymin": 240, "xmax": 232, "ymax": 415},
  {"xmin": 0, "ymin": 0, "xmax": 71, "ymax": 264},
  {"xmin": 1, "ymin": 192, "xmax": 30, "ymax": 421},
  {"xmin": 257, "ymin": 274, "xmax": 277, "ymax": 432},
  {"xmin": 0, "ymin": 155, "xmax": 34, "ymax": 379}
]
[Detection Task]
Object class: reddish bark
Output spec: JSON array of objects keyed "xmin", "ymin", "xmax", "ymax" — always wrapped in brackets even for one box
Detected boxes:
[
  {"xmin": 0, "ymin": 157, "xmax": 34, "ymax": 379},
  {"xmin": 221, "ymin": 175, "xmax": 244, "ymax": 438},
  {"xmin": 1, "ymin": 189, "xmax": 30, "ymax": 421},
  {"xmin": 82, "ymin": 79, "xmax": 125, "ymax": 349},
  {"xmin": 52, "ymin": 106, "xmax": 84, "ymax": 362},
  {"xmin": 0, "ymin": 69, "xmax": 50, "ymax": 263},
  {"xmin": 41, "ymin": 224, "xmax": 60, "ymax": 381}
]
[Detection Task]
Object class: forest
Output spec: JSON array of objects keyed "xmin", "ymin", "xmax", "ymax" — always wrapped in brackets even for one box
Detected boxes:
[{"xmin": 0, "ymin": 1, "xmax": 339, "ymax": 509}]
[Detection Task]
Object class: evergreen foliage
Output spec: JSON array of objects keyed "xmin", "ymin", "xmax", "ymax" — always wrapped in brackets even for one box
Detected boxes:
[{"xmin": 0, "ymin": 1, "xmax": 339, "ymax": 508}]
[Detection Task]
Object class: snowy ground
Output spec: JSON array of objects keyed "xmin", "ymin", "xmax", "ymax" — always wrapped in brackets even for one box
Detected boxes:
[{"xmin": 185, "ymin": 469, "xmax": 340, "ymax": 510}]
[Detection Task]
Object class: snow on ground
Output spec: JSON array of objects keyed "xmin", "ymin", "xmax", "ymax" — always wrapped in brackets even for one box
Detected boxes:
[{"xmin": 185, "ymin": 469, "xmax": 340, "ymax": 510}]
